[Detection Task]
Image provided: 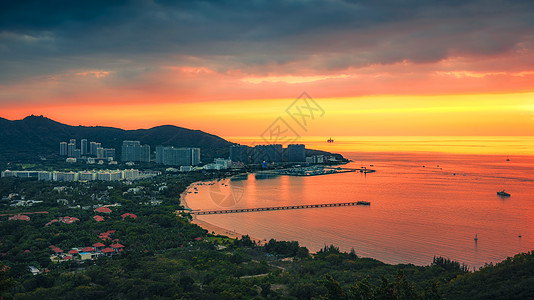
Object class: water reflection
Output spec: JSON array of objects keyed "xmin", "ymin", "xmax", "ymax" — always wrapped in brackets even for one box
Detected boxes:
[{"xmin": 186, "ymin": 152, "xmax": 534, "ymax": 269}]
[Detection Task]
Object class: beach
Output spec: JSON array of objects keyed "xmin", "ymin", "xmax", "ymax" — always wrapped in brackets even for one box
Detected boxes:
[{"xmin": 180, "ymin": 183, "xmax": 266, "ymax": 245}]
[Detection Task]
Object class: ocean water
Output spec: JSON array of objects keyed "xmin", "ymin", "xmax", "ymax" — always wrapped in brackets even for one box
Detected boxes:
[{"xmin": 184, "ymin": 151, "xmax": 534, "ymax": 269}]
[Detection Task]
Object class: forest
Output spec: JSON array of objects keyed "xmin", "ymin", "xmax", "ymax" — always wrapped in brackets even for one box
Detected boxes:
[{"xmin": 1, "ymin": 169, "xmax": 533, "ymax": 299}]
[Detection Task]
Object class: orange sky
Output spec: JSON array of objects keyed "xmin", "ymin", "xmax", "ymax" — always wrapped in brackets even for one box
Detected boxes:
[{"xmin": 1, "ymin": 1, "xmax": 534, "ymax": 143}]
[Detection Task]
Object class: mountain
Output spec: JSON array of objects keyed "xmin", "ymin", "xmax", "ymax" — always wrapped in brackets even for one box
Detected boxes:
[
  {"xmin": 0, "ymin": 115, "xmax": 344, "ymax": 163},
  {"xmin": 0, "ymin": 115, "xmax": 231, "ymax": 162}
]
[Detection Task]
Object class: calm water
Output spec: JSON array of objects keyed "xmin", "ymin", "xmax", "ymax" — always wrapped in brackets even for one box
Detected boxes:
[{"xmin": 184, "ymin": 152, "xmax": 534, "ymax": 269}]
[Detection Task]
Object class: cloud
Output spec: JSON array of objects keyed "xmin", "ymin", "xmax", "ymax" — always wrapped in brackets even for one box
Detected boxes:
[{"xmin": 1, "ymin": 0, "xmax": 533, "ymax": 105}]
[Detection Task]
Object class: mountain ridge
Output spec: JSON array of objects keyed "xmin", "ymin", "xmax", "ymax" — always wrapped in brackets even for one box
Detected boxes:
[
  {"xmin": 0, "ymin": 115, "xmax": 231, "ymax": 162},
  {"xmin": 0, "ymin": 115, "xmax": 343, "ymax": 163}
]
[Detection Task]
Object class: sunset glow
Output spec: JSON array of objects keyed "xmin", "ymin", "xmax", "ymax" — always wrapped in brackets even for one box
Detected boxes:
[{"xmin": 1, "ymin": 1, "xmax": 533, "ymax": 154}]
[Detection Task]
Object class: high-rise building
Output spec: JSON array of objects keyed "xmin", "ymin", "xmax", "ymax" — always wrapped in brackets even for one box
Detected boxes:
[
  {"xmin": 67, "ymin": 143, "xmax": 76, "ymax": 157},
  {"xmin": 89, "ymin": 142, "xmax": 98, "ymax": 155},
  {"xmin": 252, "ymin": 144, "xmax": 283, "ymax": 164},
  {"xmin": 287, "ymin": 144, "xmax": 306, "ymax": 162},
  {"xmin": 229, "ymin": 145, "xmax": 250, "ymax": 163},
  {"xmin": 155, "ymin": 146, "xmax": 200, "ymax": 166},
  {"xmin": 155, "ymin": 146, "xmax": 165, "ymax": 164},
  {"xmin": 60, "ymin": 142, "xmax": 68, "ymax": 156},
  {"xmin": 69, "ymin": 139, "xmax": 76, "ymax": 145},
  {"xmin": 96, "ymin": 147, "xmax": 104, "ymax": 159},
  {"xmin": 80, "ymin": 139, "xmax": 88, "ymax": 155},
  {"xmin": 191, "ymin": 148, "xmax": 200, "ymax": 165},
  {"xmin": 139, "ymin": 145, "xmax": 150, "ymax": 162},
  {"xmin": 121, "ymin": 141, "xmax": 150, "ymax": 162},
  {"xmin": 104, "ymin": 148, "xmax": 116, "ymax": 160}
]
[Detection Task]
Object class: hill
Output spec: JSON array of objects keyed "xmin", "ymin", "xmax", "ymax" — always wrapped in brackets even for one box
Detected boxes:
[
  {"xmin": 0, "ymin": 115, "xmax": 344, "ymax": 163},
  {"xmin": 0, "ymin": 115, "xmax": 231, "ymax": 162}
]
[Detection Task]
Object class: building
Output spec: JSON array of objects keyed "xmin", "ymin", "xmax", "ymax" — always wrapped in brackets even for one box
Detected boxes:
[
  {"xmin": 155, "ymin": 146, "xmax": 200, "ymax": 166},
  {"xmin": 287, "ymin": 144, "xmax": 306, "ymax": 162},
  {"xmin": 214, "ymin": 158, "xmax": 232, "ymax": 169},
  {"xmin": 229, "ymin": 145, "xmax": 250, "ymax": 163},
  {"xmin": 252, "ymin": 144, "xmax": 283, "ymax": 164},
  {"xmin": 121, "ymin": 141, "xmax": 150, "ymax": 162},
  {"xmin": 104, "ymin": 148, "xmax": 115, "ymax": 160},
  {"xmin": 90, "ymin": 142, "xmax": 100, "ymax": 156},
  {"xmin": 59, "ymin": 142, "xmax": 68, "ymax": 156},
  {"xmin": 80, "ymin": 139, "xmax": 88, "ymax": 155},
  {"xmin": 67, "ymin": 143, "xmax": 76, "ymax": 157}
]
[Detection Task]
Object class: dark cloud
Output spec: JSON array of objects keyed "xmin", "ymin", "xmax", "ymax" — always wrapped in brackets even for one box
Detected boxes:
[{"xmin": 1, "ymin": 0, "xmax": 533, "ymax": 84}]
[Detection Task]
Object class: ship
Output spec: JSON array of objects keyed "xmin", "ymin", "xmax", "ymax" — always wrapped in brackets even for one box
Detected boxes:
[
  {"xmin": 356, "ymin": 201, "xmax": 371, "ymax": 205},
  {"xmin": 497, "ymin": 190, "xmax": 511, "ymax": 197},
  {"xmin": 327, "ymin": 137, "xmax": 334, "ymax": 143}
]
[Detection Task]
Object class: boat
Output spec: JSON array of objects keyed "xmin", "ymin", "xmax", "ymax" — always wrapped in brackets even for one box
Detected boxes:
[
  {"xmin": 327, "ymin": 137, "xmax": 334, "ymax": 143},
  {"xmin": 497, "ymin": 190, "xmax": 511, "ymax": 197},
  {"xmin": 474, "ymin": 234, "xmax": 478, "ymax": 241},
  {"xmin": 356, "ymin": 201, "xmax": 371, "ymax": 206}
]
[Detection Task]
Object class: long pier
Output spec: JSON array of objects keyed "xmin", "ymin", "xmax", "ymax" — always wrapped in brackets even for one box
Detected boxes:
[{"xmin": 189, "ymin": 201, "xmax": 369, "ymax": 215}]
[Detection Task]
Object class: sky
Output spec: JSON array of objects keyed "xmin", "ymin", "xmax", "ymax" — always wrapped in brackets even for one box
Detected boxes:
[{"xmin": 1, "ymin": 0, "xmax": 534, "ymax": 140}]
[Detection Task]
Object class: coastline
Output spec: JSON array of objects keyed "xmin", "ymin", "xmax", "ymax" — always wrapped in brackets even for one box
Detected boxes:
[{"xmin": 180, "ymin": 181, "xmax": 266, "ymax": 245}]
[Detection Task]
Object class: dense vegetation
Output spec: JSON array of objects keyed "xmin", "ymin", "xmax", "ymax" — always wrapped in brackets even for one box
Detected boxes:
[{"xmin": 1, "ymin": 169, "xmax": 533, "ymax": 299}]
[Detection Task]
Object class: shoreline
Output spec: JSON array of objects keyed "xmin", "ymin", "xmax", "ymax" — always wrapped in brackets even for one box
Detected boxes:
[{"xmin": 180, "ymin": 180, "xmax": 266, "ymax": 246}]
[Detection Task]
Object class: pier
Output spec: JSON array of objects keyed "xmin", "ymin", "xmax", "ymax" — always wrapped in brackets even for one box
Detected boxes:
[{"xmin": 189, "ymin": 201, "xmax": 370, "ymax": 215}]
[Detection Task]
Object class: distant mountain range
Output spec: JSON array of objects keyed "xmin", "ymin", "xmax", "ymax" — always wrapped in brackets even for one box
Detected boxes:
[
  {"xmin": 0, "ymin": 115, "xmax": 231, "ymax": 162},
  {"xmin": 0, "ymin": 115, "xmax": 343, "ymax": 163}
]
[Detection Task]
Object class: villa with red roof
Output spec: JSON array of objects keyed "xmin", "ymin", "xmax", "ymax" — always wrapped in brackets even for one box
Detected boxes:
[
  {"xmin": 121, "ymin": 213, "xmax": 137, "ymax": 219},
  {"xmin": 110, "ymin": 243, "xmax": 125, "ymax": 253},
  {"xmin": 46, "ymin": 216, "xmax": 80, "ymax": 226},
  {"xmin": 81, "ymin": 247, "xmax": 95, "ymax": 252},
  {"xmin": 9, "ymin": 214, "xmax": 30, "ymax": 221},
  {"xmin": 92, "ymin": 242, "xmax": 105, "ymax": 250},
  {"xmin": 93, "ymin": 215, "xmax": 105, "ymax": 222},
  {"xmin": 61, "ymin": 216, "xmax": 80, "ymax": 224},
  {"xmin": 101, "ymin": 247, "xmax": 115, "ymax": 257},
  {"xmin": 94, "ymin": 207, "xmax": 112, "ymax": 214}
]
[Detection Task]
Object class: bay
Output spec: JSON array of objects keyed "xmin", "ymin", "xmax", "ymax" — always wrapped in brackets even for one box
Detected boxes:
[{"xmin": 184, "ymin": 151, "xmax": 534, "ymax": 269}]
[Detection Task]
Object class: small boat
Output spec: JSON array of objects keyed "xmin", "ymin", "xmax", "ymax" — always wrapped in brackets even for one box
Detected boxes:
[
  {"xmin": 474, "ymin": 234, "xmax": 478, "ymax": 241},
  {"xmin": 497, "ymin": 190, "xmax": 511, "ymax": 197},
  {"xmin": 356, "ymin": 201, "xmax": 371, "ymax": 206}
]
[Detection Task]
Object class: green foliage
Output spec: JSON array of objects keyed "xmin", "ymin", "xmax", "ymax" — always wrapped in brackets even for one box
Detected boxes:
[
  {"xmin": 1, "ymin": 173, "xmax": 533, "ymax": 299},
  {"xmin": 442, "ymin": 251, "xmax": 534, "ymax": 299}
]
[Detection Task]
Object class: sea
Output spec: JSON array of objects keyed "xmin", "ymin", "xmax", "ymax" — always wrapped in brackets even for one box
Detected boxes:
[{"xmin": 184, "ymin": 137, "xmax": 534, "ymax": 269}]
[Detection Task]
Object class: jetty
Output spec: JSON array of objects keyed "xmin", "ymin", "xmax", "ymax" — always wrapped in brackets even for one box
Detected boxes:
[{"xmin": 188, "ymin": 201, "xmax": 370, "ymax": 215}]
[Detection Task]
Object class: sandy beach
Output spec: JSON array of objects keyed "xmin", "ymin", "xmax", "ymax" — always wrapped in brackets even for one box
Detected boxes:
[{"xmin": 180, "ymin": 182, "xmax": 265, "ymax": 245}]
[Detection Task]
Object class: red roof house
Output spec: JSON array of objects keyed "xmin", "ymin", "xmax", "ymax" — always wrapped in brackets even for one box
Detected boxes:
[
  {"xmin": 101, "ymin": 247, "xmax": 115, "ymax": 256},
  {"xmin": 110, "ymin": 243, "xmax": 124, "ymax": 250},
  {"xmin": 92, "ymin": 242, "xmax": 105, "ymax": 248},
  {"xmin": 53, "ymin": 248, "xmax": 63, "ymax": 253},
  {"xmin": 68, "ymin": 249, "xmax": 79, "ymax": 254},
  {"xmin": 94, "ymin": 207, "xmax": 112, "ymax": 214},
  {"xmin": 9, "ymin": 214, "xmax": 30, "ymax": 221},
  {"xmin": 63, "ymin": 255, "xmax": 73, "ymax": 260},
  {"xmin": 93, "ymin": 215, "xmax": 105, "ymax": 222},
  {"xmin": 121, "ymin": 213, "xmax": 137, "ymax": 219},
  {"xmin": 61, "ymin": 216, "xmax": 80, "ymax": 224},
  {"xmin": 45, "ymin": 219, "xmax": 59, "ymax": 226},
  {"xmin": 81, "ymin": 247, "xmax": 95, "ymax": 252}
]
